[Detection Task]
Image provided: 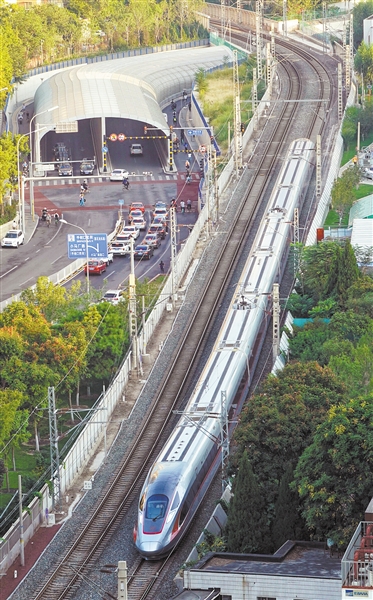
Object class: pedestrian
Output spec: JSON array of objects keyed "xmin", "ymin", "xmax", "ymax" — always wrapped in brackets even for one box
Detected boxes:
[
  {"xmin": 185, "ymin": 160, "xmax": 190, "ymax": 170},
  {"xmin": 26, "ymin": 112, "xmax": 30, "ymax": 121},
  {"xmin": 180, "ymin": 129, "xmax": 185, "ymax": 143},
  {"xmin": 170, "ymin": 198, "xmax": 177, "ymax": 211},
  {"xmin": 46, "ymin": 214, "xmax": 51, "ymax": 227},
  {"xmin": 12, "ymin": 220, "xmax": 17, "ymax": 229},
  {"xmin": 79, "ymin": 193, "xmax": 85, "ymax": 206},
  {"xmin": 188, "ymin": 102, "xmax": 191, "ymax": 112},
  {"xmin": 159, "ymin": 260, "xmax": 165, "ymax": 273},
  {"xmin": 186, "ymin": 174, "xmax": 191, "ymax": 184},
  {"xmin": 184, "ymin": 142, "xmax": 188, "ymax": 153},
  {"xmin": 180, "ymin": 200, "xmax": 185, "ymax": 213},
  {"xmin": 187, "ymin": 199, "xmax": 192, "ymax": 212},
  {"xmin": 165, "ymin": 223, "xmax": 169, "ymax": 233},
  {"xmin": 54, "ymin": 212, "xmax": 59, "ymax": 225}
]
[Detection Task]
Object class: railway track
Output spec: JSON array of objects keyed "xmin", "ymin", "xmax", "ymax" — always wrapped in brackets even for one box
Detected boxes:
[{"xmin": 30, "ymin": 36, "xmax": 336, "ymax": 600}]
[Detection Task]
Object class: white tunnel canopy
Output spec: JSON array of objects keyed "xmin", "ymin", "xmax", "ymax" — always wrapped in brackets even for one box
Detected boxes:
[{"xmin": 33, "ymin": 46, "xmax": 235, "ymax": 137}]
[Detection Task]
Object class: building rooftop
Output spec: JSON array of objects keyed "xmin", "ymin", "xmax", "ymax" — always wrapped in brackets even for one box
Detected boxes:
[{"xmin": 193, "ymin": 541, "xmax": 341, "ymax": 579}]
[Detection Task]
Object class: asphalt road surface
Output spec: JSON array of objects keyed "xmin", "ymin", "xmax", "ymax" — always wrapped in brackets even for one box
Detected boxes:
[{"xmin": 0, "ymin": 180, "xmax": 197, "ymax": 301}]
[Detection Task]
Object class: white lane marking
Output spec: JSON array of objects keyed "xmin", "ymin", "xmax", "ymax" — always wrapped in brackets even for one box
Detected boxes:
[
  {"xmin": 0, "ymin": 265, "xmax": 18, "ymax": 279},
  {"xmin": 52, "ymin": 254, "xmax": 64, "ymax": 265},
  {"xmin": 104, "ymin": 271, "xmax": 115, "ymax": 279},
  {"xmin": 24, "ymin": 257, "xmax": 30, "ymax": 261},
  {"xmin": 21, "ymin": 277, "xmax": 34, "ymax": 286}
]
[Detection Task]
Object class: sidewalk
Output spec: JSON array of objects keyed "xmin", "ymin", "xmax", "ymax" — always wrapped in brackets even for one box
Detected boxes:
[{"xmin": 0, "ymin": 524, "xmax": 61, "ymax": 600}]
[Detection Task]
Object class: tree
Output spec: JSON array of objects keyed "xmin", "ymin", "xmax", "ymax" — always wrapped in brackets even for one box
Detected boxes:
[
  {"xmin": 225, "ymin": 451, "xmax": 269, "ymax": 553},
  {"xmin": 272, "ymin": 464, "xmax": 306, "ymax": 548},
  {"xmin": 353, "ymin": 0, "xmax": 373, "ymax": 46},
  {"xmin": 335, "ymin": 240, "xmax": 361, "ymax": 307},
  {"xmin": 82, "ymin": 303, "xmax": 129, "ymax": 383},
  {"xmin": 355, "ymin": 42, "xmax": 373, "ymax": 85},
  {"xmin": 296, "ymin": 241, "xmax": 342, "ymax": 302},
  {"xmin": 231, "ymin": 362, "xmax": 346, "ymax": 510},
  {"xmin": 294, "ymin": 396, "xmax": 373, "ymax": 545},
  {"xmin": 331, "ymin": 167, "xmax": 360, "ymax": 225}
]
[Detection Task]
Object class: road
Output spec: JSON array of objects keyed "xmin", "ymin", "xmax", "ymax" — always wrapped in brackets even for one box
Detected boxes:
[
  {"xmin": 0, "ymin": 180, "xmax": 197, "ymax": 301},
  {"xmin": 1, "ymin": 107, "xmax": 200, "ymax": 302}
]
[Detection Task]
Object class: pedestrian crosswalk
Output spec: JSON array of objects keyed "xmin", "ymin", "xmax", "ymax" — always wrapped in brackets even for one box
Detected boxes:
[{"xmin": 34, "ymin": 172, "xmax": 201, "ymax": 187}]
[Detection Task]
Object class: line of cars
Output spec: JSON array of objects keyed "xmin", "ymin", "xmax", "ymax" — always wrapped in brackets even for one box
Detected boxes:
[{"xmin": 134, "ymin": 201, "xmax": 168, "ymax": 261}]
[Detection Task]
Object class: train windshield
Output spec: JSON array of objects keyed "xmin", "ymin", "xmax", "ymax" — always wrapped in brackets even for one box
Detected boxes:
[{"xmin": 145, "ymin": 494, "xmax": 168, "ymax": 520}]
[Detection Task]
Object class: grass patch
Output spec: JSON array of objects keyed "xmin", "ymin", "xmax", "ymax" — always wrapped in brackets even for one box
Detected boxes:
[
  {"xmin": 197, "ymin": 59, "xmax": 261, "ymax": 157},
  {"xmin": 341, "ymin": 132, "xmax": 373, "ymax": 166},
  {"xmin": 353, "ymin": 183, "xmax": 373, "ymax": 201}
]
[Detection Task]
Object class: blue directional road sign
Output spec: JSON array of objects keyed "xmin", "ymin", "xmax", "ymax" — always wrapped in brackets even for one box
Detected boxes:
[
  {"xmin": 187, "ymin": 129, "xmax": 203, "ymax": 136},
  {"xmin": 102, "ymin": 146, "xmax": 108, "ymax": 153},
  {"xmin": 67, "ymin": 233, "xmax": 108, "ymax": 260}
]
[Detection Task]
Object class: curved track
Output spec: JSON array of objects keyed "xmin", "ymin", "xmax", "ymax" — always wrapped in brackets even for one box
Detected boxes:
[{"xmin": 31, "ymin": 34, "xmax": 336, "ymax": 600}]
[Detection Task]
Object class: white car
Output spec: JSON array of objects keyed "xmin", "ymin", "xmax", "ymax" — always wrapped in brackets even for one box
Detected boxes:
[
  {"xmin": 364, "ymin": 168, "xmax": 373, "ymax": 180},
  {"xmin": 120, "ymin": 225, "xmax": 140, "ymax": 240},
  {"xmin": 130, "ymin": 144, "xmax": 143, "ymax": 156},
  {"xmin": 110, "ymin": 168, "xmax": 129, "ymax": 181},
  {"xmin": 102, "ymin": 290, "xmax": 124, "ymax": 305},
  {"xmin": 131, "ymin": 216, "xmax": 146, "ymax": 230},
  {"xmin": 111, "ymin": 241, "xmax": 130, "ymax": 256},
  {"xmin": 2, "ymin": 229, "xmax": 25, "ymax": 248}
]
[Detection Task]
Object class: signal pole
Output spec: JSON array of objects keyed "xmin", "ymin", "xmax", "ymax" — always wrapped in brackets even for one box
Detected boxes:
[
  {"xmin": 256, "ymin": 0, "xmax": 263, "ymax": 80},
  {"xmin": 233, "ymin": 50, "xmax": 243, "ymax": 175},
  {"xmin": 128, "ymin": 237, "xmax": 138, "ymax": 373},
  {"xmin": 170, "ymin": 207, "xmax": 178, "ymax": 303},
  {"xmin": 48, "ymin": 386, "xmax": 60, "ymax": 510}
]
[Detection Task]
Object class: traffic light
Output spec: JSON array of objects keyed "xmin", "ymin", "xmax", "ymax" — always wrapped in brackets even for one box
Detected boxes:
[
  {"xmin": 241, "ymin": 122, "xmax": 245, "ymax": 133},
  {"xmin": 144, "ymin": 126, "xmax": 148, "ymax": 135}
]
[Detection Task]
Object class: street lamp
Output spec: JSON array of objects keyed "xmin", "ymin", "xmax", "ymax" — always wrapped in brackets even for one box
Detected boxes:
[
  {"xmin": 16, "ymin": 128, "xmax": 46, "ymax": 234},
  {"xmin": 29, "ymin": 105, "xmax": 59, "ymax": 219},
  {"xmin": 59, "ymin": 219, "xmax": 90, "ymax": 296}
]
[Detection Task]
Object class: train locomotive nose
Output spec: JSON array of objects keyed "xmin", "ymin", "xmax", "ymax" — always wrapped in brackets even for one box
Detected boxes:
[{"xmin": 137, "ymin": 540, "xmax": 163, "ymax": 557}]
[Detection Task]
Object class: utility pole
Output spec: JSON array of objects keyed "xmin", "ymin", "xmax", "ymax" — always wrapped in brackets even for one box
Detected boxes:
[
  {"xmin": 350, "ymin": 12, "xmax": 354, "ymax": 77},
  {"xmin": 48, "ymin": 386, "xmax": 60, "ymax": 510},
  {"xmin": 293, "ymin": 207, "xmax": 300, "ymax": 278},
  {"xmin": 221, "ymin": 0, "xmax": 226, "ymax": 38},
  {"xmin": 266, "ymin": 42, "xmax": 272, "ymax": 87},
  {"xmin": 338, "ymin": 62, "xmax": 343, "ymax": 121},
  {"xmin": 256, "ymin": 0, "xmax": 263, "ymax": 80},
  {"xmin": 128, "ymin": 237, "xmax": 138, "ymax": 373},
  {"xmin": 272, "ymin": 283, "xmax": 280, "ymax": 363},
  {"xmin": 316, "ymin": 134, "xmax": 322, "ymax": 200},
  {"xmin": 322, "ymin": 2, "xmax": 327, "ymax": 52},
  {"xmin": 170, "ymin": 206, "xmax": 178, "ymax": 303},
  {"xmin": 345, "ymin": 44, "xmax": 351, "ymax": 91},
  {"xmin": 118, "ymin": 561, "xmax": 128, "ymax": 600},
  {"xmin": 237, "ymin": 0, "xmax": 242, "ymax": 23},
  {"xmin": 252, "ymin": 68, "xmax": 258, "ymax": 123},
  {"xmin": 220, "ymin": 390, "xmax": 229, "ymax": 494},
  {"xmin": 283, "ymin": 0, "xmax": 287, "ymax": 37},
  {"xmin": 18, "ymin": 475, "xmax": 25, "ymax": 566},
  {"xmin": 233, "ymin": 50, "xmax": 243, "ymax": 176}
]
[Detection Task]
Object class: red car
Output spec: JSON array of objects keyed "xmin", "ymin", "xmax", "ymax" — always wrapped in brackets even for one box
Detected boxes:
[
  {"xmin": 84, "ymin": 259, "xmax": 107, "ymax": 275},
  {"xmin": 130, "ymin": 202, "xmax": 145, "ymax": 214}
]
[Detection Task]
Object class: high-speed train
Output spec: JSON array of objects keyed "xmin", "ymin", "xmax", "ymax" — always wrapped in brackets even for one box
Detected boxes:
[{"xmin": 134, "ymin": 138, "xmax": 315, "ymax": 559}]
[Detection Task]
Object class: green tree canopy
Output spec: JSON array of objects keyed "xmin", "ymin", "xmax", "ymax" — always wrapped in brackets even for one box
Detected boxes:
[
  {"xmin": 232, "ymin": 362, "xmax": 346, "ymax": 509},
  {"xmin": 294, "ymin": 397, "xmax": 373, "ymax": 545},
  {"xmin": 225, "ymin": 451, "xmax": 269, "ymax": 553}
]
